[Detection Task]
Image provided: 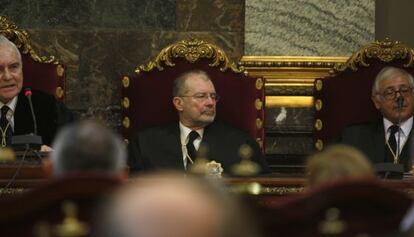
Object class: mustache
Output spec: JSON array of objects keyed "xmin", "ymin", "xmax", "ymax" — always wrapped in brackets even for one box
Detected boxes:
[{"xmin": 201, "ymin": 109, "xmax": 215, "ymax": 114}]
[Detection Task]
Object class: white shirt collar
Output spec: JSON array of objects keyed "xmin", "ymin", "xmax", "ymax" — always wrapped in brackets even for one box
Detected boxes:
[
  {"xmin": 179, "ymin": 122, "xmax": 204, "ymax": 145},
  {"xmin": 0, "ymin": 96, "xmax": 18, "ymax": 113},
  {"xmin": 383, "ymin": 116, "xmax": 413, "ymax": 137}
]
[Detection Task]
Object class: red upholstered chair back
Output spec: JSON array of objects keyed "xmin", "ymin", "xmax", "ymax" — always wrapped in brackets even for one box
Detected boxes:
[
  {"xmin": 0, "ymin": 174, "xmax": 122, "ymax": 237},
  {"xmin": 313, "ymin": 39, "xmax": 414, "ymax": 150},
  {"xmin": 0, "ymin": 16, "xmax": 65, "ymax": 100},
  {"xmin": 258, "ymin": 178, "xmax": 412, "ymax": 237},
  {"xmin": 121, "ymin": 39, "xmax": 265, "ymax": 151}
]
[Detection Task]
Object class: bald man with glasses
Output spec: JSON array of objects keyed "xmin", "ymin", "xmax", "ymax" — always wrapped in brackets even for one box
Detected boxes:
[
  {"xmin": 338, "ymin": 66, "xmax": 414, "ymax": 171},
  {"xmin": 127, "ymin": 70, "xmax": 268, "ymax": 175}
]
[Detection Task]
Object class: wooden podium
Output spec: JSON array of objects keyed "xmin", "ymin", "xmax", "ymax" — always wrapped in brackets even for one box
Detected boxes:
[{"xmin": 0, "ymin": 151, "xmax": 48, "ymax": 194}]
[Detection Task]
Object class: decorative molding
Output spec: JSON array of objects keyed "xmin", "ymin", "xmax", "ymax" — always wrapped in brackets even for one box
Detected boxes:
[
  {"xmin": 255, "ymin": 78, "xmax": 264, "ymax": 90},
  {"xmin": 315, "ymin": 99, "xmax": 322, "ymax": 111},
  {"xmin": 136, "ymin": 38, "xmax": 244, "ymax": 73},
  {"xmin": 240, "ymin": 56, "xmax": 347, "ymax": 68},
  {"xmin": 266, "ymin": 86, "xmax": 313, "ymax": 96},
  {"xmin": 122, "ymin": 76, "xmax": 130, "ymax": 88},
  {"xmin": 55, "ymin": 87, "xmax": 64, "ymax": 99},
  {"xmin": 315, "ymin": 79, "xmax": 323, "ymax": 91},
  {"xmin": 315, "ymin": 119, "xmax": 323, "ymax": 131},
  {"xmin": 122, "ymin": 97, "xmax": 130, "ymax": 109},
  {"xmin": 0, "ymin": 16, "xmax": 57, "ymax": 64},
  {"xmin": 255, "ymin": 98, "xmax": 263, "ymax": 110},
  {"xmin": 256, "ymin": 118, "xmax": 263, "ymax": 129},
  {"xmin": 260, "ymin": 186, "xmax": 304, "ymax": 195},
  {"xmin": 333, "ymin": 38, "xmax": 414, "ymax": 73},
  {"xmin": 315, "ymin": 139, "xmax": 323, "ymax": 151},
  {"xmin": 122, "ymin": 117, "xmax": 130, "ymax": 128}
]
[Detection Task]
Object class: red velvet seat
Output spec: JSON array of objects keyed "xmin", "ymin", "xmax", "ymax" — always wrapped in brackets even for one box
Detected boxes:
[
  {"xmin": 121, "ymin": 38, "xmax": 265, "ymax": 151},
  {"xmin": 313, "ymin": 39, "xmax": 414, "ymax": 150},
  {"xmin": 0, "ymin": 174, "xmax": 122, "ymax": 237},
  {"xmin": 258, "ymin": 178, "xmax": 412, "ymax": 237},
  {"xmin": 0, "ymin": 16, "xmax": 65, "ymax": 100}
]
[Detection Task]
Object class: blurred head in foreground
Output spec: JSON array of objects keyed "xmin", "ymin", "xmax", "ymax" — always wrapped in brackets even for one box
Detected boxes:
[
  {"xmin": 306, "ymin": 144, "xmax": 376, "ymax": 188},
  {"xmin": 48, "ymin": 120, "xmax": 127, "ymax": 177},
  {"xmin": 97, "ymin": 172, "xmax": 258, "ymax": 237}
]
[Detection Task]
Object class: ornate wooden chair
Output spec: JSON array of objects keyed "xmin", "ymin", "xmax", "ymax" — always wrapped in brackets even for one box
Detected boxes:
[
  {"xmin": 313, "ymin": 39, "xmax": 414, "ymax": 150},
  {"xmin": 0, "ymin": 16, "xmax": 65, "ymax": 101},
  {"xmin": 258, "ymin": 178, "xmax": 412, "ymax": 237},
  {"xmin": 121, "ymin": 38, "xmax": 265, "ymax": 151}
]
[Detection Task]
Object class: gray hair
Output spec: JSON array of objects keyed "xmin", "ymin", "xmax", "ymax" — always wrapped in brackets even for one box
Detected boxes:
[
  {"xmin": 372, "ymin": 66, "xmax": 414, "ymax": 97},
  {"xmin": 50, "ymin": 120, "xmax": 126, "ymax": 176},
  {"xmin": 172, "ymin": 70, "xmax": 212, "ymax": 96},
  {"xmin": 0, "ymin": 35, "xmax": 22, "ymax": 63}
]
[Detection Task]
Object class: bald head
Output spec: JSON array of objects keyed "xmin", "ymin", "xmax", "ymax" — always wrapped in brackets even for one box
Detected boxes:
[{"xmin": 98, "ymin": 173, "xmax": 258, "ymax": 237}]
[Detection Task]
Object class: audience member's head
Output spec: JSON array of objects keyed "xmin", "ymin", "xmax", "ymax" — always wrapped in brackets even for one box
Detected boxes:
[
  {"xmin": 172, "ymin": 70, "xmax": 219, "ymax": 130},
  {"xmin": 97, "ymin": 172, "xmax": 258, "ymax": 237},
  {"xmin": 306, "ymin": 144, "xmax": 376, "ymax": 188},
  {"xmin": 48, "ymin": 120, "xmax": 126, "ymax": 177},
  {"xmin": 371, "ymin": 66, "xmax": 414, "ymax": 124},
  {"xmin": 0, "ymin": 35, "xmax": 23, "ymax": 104}
]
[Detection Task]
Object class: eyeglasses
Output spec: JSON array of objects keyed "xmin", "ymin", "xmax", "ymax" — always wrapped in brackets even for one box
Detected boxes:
[
  {"xmin": 377, "ymin": 85, "xmax": 414, "ymax": 100},
  {"xmin": 179, "ymin": 93, "xmax": 220, "ymax": 102}
]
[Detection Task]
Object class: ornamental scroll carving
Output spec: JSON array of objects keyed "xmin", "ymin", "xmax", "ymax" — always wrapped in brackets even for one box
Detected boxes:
[
  {"xmin": 0, "ymin": 16, "xmax": 57, "ymax": 64},
  {"xmin": 333, "ymin": 38, "xmax": 414, "ymax": 73},
  {"xmin": 136, "ymin": 38, "xmax": 244, "ymax": 74}
]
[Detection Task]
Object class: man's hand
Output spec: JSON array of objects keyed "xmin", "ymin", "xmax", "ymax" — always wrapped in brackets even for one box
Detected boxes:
[{"xmin": 40, "ymin": 145, "xmax": 53, "ymax": 152}]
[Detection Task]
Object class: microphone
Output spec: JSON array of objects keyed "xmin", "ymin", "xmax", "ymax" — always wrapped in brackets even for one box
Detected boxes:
[
  {"xmin": 12, "ymin": 88, "xmax": 42, "ymax": 151},
  {"xmin": 397, "ymin": 95, "xmax": 404, "ymax": 111},
  {"xmin": 24, "ymin": 88, "xmax": 37, "ymax": 135}
]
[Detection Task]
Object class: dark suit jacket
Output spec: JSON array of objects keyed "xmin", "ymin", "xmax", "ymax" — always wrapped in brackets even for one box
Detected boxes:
[
  {"xmin": 127, "ymin": 121, "xmax": 269, "ymax": 175},
  {"xmin": 13, "ymin": 89, "xmax": 73, "ymax": 146},
  {"xmin": 338, "ymin": 119, "xmax": 413, "ymax": 171}
]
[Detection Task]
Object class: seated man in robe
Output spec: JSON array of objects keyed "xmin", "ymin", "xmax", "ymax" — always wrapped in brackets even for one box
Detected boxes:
[
  {"xmin": 338, "ymin": 66, "xmax": 414, "ymax": 171},
  {"xmin": 127, "ymin": 69, "xmax": 269, "ymax": 175},
  {"xmin": 0, "ymin": 35, "xmax": 73, "ymax": 150}
]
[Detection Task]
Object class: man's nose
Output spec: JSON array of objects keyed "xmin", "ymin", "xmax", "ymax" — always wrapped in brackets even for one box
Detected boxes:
[{"xmin": 3, "ymin": 68, "xmax": 12, "ymax": 80}]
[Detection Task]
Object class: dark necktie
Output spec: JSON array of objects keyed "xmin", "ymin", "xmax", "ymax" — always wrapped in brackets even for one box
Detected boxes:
[
  {"xmin": 0, "ymin": 106, "xmax": 12, "ymax": 147},
  {"xmin": 386, "ymin": 125, "xmax": 399, "ymax": 163},
  {"xmin": 186, "ymin": 130, "xmax": 199, "ymax": 166}
]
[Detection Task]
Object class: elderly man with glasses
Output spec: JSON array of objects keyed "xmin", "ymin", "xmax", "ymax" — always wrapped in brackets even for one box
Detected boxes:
[
  {"xmin": 127, "ymin": 69, "xmax": 268, "ymax": 175},
  {"xmin": 338, "ymin": 66, "xmax": 414, "ymax": 171}
]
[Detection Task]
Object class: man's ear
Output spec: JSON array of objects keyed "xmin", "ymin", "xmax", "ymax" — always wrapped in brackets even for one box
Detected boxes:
[
  {"xmin": 372, "ymin": 95, "xmax": 381, "ymax": 110},
  {"xmin": 173, "ymin": 96, "xmax": 184, "ymax": 112}
]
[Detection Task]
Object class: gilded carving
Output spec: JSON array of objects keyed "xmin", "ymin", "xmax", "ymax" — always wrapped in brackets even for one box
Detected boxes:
[
  {"xmin": 0, "ymin": 16, "xmax": 57, "ymax": 64},
  {"xmin": 136, "ymin": 38, "xmax": 243, "ymax": 73},
  {"xmin": 315, "ymin": 99, "xmax": 323, "ymax": 111},
  {"xmin": 123, "ymin": 117, "xmax": 130, "ymax": 128},
  {"xmin": 315, "ymin": 139, "xmax": 324, "ymax": 151},
  {"xmin": 122, "ymin": 76, "xmax": 130, "ymax": 88},
  {"xmin": 122, "ymin": 97, "xmax": 130, "ymax": 109},
  {"xmin": 56, "ymin": 64, "xmax": 65, "ymax": 77},
  {"xmin": 55, "ymin": 87, "xmax": 64, "ymax": 99},
  {"xmin": 318, "ymin": 208, "xmax": 346, "ymax": 235},
  {"xmin": 315, "ymin": 119, "xmax": 323, "ymax": 131},
  {"xmin": 255, "ymin": 98, "xmax": 263, "ymax": 110},
  {"xmin": 256, "ymin": 118, "xmax": 263, "ymax": 129},
  {"xmin": 333, "ymin": 38, "xmax": 414, "ymax": 73},
  {"xmin": 255, "ymin": 78, "xmax": 263, "ymax": 90},
  {"xmin": 315, "ymin": 79, "xmax": 323, "ymax": 91}
]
